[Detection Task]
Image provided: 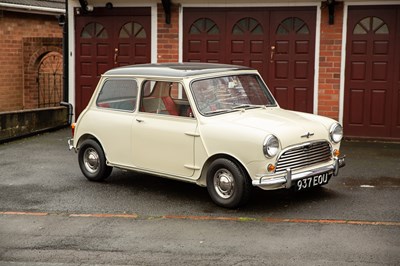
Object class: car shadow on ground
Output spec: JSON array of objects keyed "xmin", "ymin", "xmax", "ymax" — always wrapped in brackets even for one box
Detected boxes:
[{"xmin": 98, "ymin": 168, "xmax": 342, "ymax": 215}]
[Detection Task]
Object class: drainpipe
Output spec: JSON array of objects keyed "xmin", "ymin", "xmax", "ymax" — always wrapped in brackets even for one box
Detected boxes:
[
  {"xmin": 62, "ymin": 0, "xmax": 68, "ymax": 103},
  {"xmin": 60, "ymin": 102, "xmax": 73, "ymax": 125},
  {"xmin": 60, "ymin": 0, "xmax": 72, "ymax": 125}
]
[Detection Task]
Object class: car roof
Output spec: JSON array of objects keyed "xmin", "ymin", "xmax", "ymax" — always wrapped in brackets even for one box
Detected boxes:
[{"xmin": 103, "ymin": 63, "xmax": 253, "ymax": 78}]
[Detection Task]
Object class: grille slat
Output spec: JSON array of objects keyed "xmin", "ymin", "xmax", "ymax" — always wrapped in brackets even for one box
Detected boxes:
[
  {"xmin": 275, "ymin": 141, "xmax": 332, "ymax": 173},
  {"xmin": 278, "ymin": 149, "xmax": 331, "ymax": 163}
]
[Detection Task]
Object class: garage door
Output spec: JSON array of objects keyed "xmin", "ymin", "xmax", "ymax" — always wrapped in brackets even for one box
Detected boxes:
[
  {"xmin": 183, "ymin": 7, "xmax": 316, "ymax": 113},
  {"xmin": 75, "ymin": 7, "xmax": 151, "ymax": 117},
  {"xmin": 344, "ymin": 6, "xmax": 400, "ymax": 139}
]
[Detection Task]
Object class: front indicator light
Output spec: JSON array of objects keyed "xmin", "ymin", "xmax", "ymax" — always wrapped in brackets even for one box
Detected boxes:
[
  {"xmin": 267, "ymin": 164, "xmax": 276, "ymax": 172},
  {"xmin": 333, "ymin": 149, "xmax": 340, "ymax": 157}
]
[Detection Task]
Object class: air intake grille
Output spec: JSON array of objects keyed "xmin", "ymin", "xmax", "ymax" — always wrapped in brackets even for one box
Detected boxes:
[{"xmin": 275, "ymin": 141, "xmax": 332, "ymax": 173}]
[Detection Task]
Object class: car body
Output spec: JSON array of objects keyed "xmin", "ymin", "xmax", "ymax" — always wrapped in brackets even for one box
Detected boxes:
[{"xmin": 68, "ymin": 63, "xmax": 345, "ymax": 208}]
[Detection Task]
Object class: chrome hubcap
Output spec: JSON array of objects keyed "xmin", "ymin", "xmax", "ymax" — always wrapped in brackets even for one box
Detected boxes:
[
  {"xmin": 83, "ymin": 148, "xmax": 99, "ymax": 174},
  {"xmin": 213, "ymin": 168, "xmax": 235, "ymax": 199}
]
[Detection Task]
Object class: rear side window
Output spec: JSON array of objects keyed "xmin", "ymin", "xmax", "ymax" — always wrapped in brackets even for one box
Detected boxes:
[{"xmin": 96, "ymin": 79, "xmax": 138, "ymax": 111}]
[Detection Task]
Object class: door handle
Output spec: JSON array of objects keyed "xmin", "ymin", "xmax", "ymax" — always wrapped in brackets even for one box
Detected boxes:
[
  {"xmin": 270, "ymin": 45, "xmax": 275, "ymax": 61},
  {"xmin": 114, "ymin": 48, "xmax": 119, "ymax": 65},
  {"xmin": 136, "ymin": 119, "xmax": 144, "ymax": 123}
]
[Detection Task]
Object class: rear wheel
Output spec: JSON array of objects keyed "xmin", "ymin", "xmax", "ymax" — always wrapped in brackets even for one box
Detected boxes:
[
  {"xmin": 207, "ymin": 158, "xmax": 252, "ymax": 208},
  {"xmin": 78, "ymin": 139, "xmax": 112, "ymax": 181}
]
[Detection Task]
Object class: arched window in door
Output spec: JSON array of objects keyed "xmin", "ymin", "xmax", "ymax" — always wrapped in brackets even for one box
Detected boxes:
[
  {"xmin": 276, "ymin": 17, "xmax": 309, "ymax": 35},
  {"xmin": 119, "ymin": 22, "xmax": 147, "ymax": 38},
  {"xmin": 189, "ymin": 18, "xmax": 220, "ymax": 35},
  {"xmin": 353, "ymin": 16, "xmax": 389, "ymax": 34},
  {"xmin": 232, "ymin": 17, "xmax": 263, "ymax": 35},
  {"xmin": 81, "ymin": 22, "xmax": 108, "ymax": 38}
]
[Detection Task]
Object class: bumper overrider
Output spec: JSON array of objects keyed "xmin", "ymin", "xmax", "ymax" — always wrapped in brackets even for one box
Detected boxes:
[
  {"xmin": 252, "ymin": 156, "xmax": 346, "ymax": 190},
  {"xmin": 68, "ymin": 138, "xmax": 75, "ymax": 151}
]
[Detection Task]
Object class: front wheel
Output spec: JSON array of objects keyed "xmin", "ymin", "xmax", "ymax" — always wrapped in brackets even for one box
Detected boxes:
[
  {"xmin": 78, "ymin": 139, "xmax": 112, "ymax": 181},
  {"xmin": 206, "ymin": 158, "xmax": 252, "ymax": 208}
]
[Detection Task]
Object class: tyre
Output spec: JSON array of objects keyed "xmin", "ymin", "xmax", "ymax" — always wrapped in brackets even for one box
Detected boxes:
[
  {"xmin": 206, "ymin": 158, "xmax": 252, "ymax": 208},
  {"xmin": 78, "ymin": 139, "xmax": 112, "ymax": 181}
]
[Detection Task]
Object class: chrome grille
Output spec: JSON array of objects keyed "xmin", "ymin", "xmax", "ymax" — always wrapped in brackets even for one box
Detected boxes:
[{"xmin": 275, "ymin": 141, "xmax": 332, "ymax": 173}]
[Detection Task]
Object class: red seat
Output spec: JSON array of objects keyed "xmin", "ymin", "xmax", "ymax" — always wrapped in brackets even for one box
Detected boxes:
[{"xmin": 162, "ymin": 96, "xmax": 179, "ymax": 116}]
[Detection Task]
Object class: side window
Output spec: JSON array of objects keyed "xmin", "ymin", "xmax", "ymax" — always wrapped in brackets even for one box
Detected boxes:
[
  {"xmin": 140, "ymin": 81, "xmax": 193, "ymax": 117},
  {"xmin": 96, "ymin": 79, "xmax": 138, "ymax": 111}
]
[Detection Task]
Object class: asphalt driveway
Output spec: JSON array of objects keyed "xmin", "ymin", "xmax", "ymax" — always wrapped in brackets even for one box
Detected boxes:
[{"xmin": 0, "ymin": 128, "xmax": 399, "ymax": 265}]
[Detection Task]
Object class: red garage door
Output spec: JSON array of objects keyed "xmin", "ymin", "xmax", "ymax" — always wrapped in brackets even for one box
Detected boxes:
[
  {"xmin": 344, "ymin": 6, "xmax": 400, "ymax": 139},
  {"xmin": 75, "ymin": 7, "xmax": 151, "ymax": 117},
  {"xmin": 183, "ymin": 7, "xmax": 316, "ymax": 113}
]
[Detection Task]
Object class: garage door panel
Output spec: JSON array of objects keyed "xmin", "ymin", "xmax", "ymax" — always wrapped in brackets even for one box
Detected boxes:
[
  {"xmin": 351, "ymin": 41, "xmax": 367, "ymax": 54},
  {"xmin": 373, "ymin": 41, "xmax": 389, "ymax": 54},
  {"xmin": 276, "ymin": 41, "xmax": 289, "ymax": 54},
  {"xmin": 207, "ymin": 41, "xmax": 220, "ymax": 53},
  {"xmin": 118, "ymin": 44, "xmax": 130, "ymax": 56},
  {"xmin": 250, "ymin": 41, "xmax": 263, "ymax": 53},
  {"xmin": 188, "ymin": 40, "xmax": 201, "ymax": 53},
  {"xmin": 80, "ymin": 62, "xmax": 92, "ymax": 77},
  {"xmin": 274, "ymin": 87, "xmax": 289, "ymax": 109},
  {"xmin": 97, "ymin": 63, "xmax": 109, "ymax": 77},
  {"xmin": 231, "ymin": 59, "xmax": 244, "ymax": 65},
  {"xmin": 275, "ymin": 61, "xmax": 289, "ymax": 79},
  {"xmin": 370, "ymin": 90, "xmax": 387, "ymax": 125},
  {"xmin": 96, "ymin": 43, "xmax": 110, "ymax": 57},
  {"xmin": 371, "ymin": 62, "xmax": 388, "ymax": 81},
  {"xmin": 134, "ymin": 44, "xmax": 147, "ymax": 57},
  {"xmin": 294, "ymin": 61, "xmax": 308, "ymax": 79},
  {"xmin": 249, "ymin": 61, "xmax": 263, "ymax": 71},
  {"xmin": 80, "ymin": 43, "xmax": 92, "ymax": 56},
  {"xmin": 349, "ymin": 89, "xmax": 365, "ymax": 125},
  {"xmin": 350, "ymin": 62, "xmax": 366, "ymax": 80},
  {"xmin": 295, "ymin": 41, "xmax": 309, "ymax": 54},
  {"xmin": 344, "ymin": 5, "xmax": 399, "ymax": 138},
  {"xmin": 231, "ymin": 40, "xmax": 245, "ymax": 53}
]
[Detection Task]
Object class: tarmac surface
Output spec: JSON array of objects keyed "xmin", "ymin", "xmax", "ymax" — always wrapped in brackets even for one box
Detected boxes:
[{"xmin": 0, "ymin": 128, "xmax": 399, "ymax": 265}]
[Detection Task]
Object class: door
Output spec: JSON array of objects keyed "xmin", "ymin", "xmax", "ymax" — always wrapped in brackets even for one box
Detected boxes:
[
  {"xmin": 183, "ymin": 7, "xmax": 316, "ymax": 113},
  {"xmin": 132, "ymin": 81, "xmax": 197, "ymax": 178},
  {"xmin": 344, "ymin": 6, "xmax": 400, "ymax": 139},
  {"xmin": 269, "ymin": 10, "xmax": 316, "ymax": 113},
  {"xmin": 226, "ymin": 11, "xmax": 268, "ymax": 77},
  {"xmin": 75, "ymin": 7, "xmax": 151, "ymax": 117}
]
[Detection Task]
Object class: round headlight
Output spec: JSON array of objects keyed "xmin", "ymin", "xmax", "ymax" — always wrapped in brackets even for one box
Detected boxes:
[
  {"xmin": 263, "ymin": 135, "xmax": 279, "ymax": 158},
  {"xmin": 330, "ymin": 123, "xmax": 343, "ymax": 143}
]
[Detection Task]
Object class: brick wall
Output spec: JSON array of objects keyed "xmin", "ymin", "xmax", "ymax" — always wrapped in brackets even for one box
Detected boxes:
[
  {"xmin": 318, "ymin": 1, "xmax": 344, "ymax": 121},
  {"xmin": 157, "ymin": 3, "xmax": 179, "ymax": 63},
  {"xmin": 0, "ymin": 10, "xmax": 62, "ymax": 112}
]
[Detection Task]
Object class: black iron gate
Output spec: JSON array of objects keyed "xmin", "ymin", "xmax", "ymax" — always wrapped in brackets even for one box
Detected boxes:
[{"xmin": 37, "ymin": 52, "xmax": 63, "ymax": 108}]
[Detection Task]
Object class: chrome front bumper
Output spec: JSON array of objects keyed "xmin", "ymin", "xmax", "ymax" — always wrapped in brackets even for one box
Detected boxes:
[
  {"xmin": 67, "ymin": 138, "xmax": 74, "ymax": 151},
  {"xmin": 252, "ymin": 156, "xmax": 345, "ymax": 190}
]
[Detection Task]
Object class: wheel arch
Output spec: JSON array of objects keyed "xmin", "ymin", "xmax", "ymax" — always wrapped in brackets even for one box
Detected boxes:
[
  {"xmin": 76, "ymin": 133, "xmax": 101, "ymax": 149},
  {"xmin": 196, "ymin": 153, "xmax": 251, "ymax": 187}
]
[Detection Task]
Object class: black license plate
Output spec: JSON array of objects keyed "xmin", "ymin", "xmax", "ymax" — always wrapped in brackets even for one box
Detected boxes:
[{"xmin": 296, "ymin": 172, "xmax": 331, "ymax": 191}]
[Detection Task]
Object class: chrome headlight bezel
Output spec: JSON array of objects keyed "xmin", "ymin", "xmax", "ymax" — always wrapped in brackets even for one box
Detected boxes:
[
  {"xmin": 330, "ymin": 123, "xmax": 343, "ymax": 143},
  {"xmin": 263, "ymin": 135, "xmax": 279, "ymax": 158}
]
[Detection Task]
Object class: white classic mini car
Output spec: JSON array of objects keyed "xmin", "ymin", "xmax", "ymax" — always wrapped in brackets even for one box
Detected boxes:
[{"xmin": 68, "ymin": 63, "xmax": 345, "ymax": 208}]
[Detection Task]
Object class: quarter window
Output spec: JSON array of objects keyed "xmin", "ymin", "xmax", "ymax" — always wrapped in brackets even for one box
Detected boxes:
[{"xmin": 96, "ymin": 79, "xmax": 138, "ymax": 111}]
